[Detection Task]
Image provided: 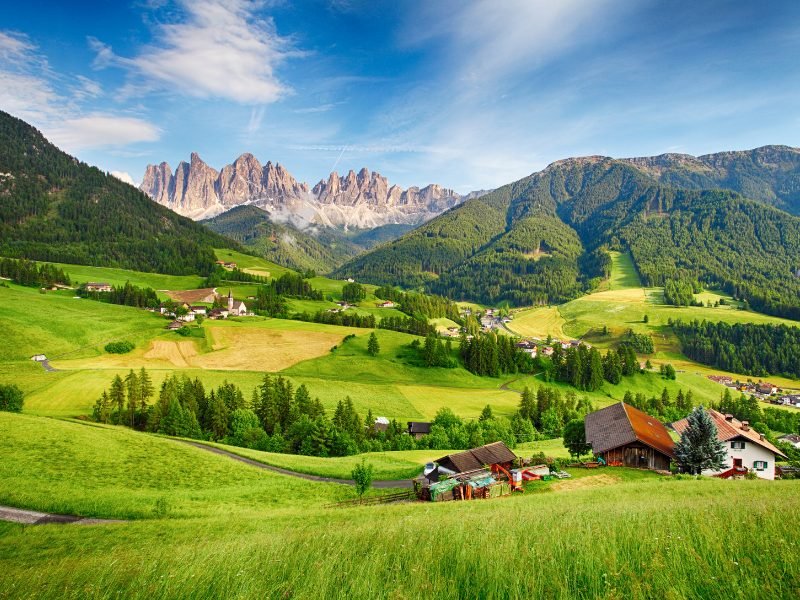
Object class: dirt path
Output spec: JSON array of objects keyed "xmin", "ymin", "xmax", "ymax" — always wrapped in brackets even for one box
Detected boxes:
[
  {"xmin": 180, "ymin": 441, "xmax": 413, "ymax": 489},
  {"xmin": 38, "ymin": 359, "xmax": 57, "ymax": 372},
  {"xmin": 499, "ymin": 377, "xmax": 523, "ymax": 394},
  {"xmin": 0, "ymin": 505, "xmax": 124, "ymax": 525}
]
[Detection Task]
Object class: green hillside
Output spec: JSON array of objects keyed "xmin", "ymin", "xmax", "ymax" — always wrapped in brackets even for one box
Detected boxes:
[
  {"xmin": 338, "ymin": 154, "xmax": 800, "ymax": 319},
  {"xmin": 202, "ymin": 205, "xmax": 359, "ymax": 273},
  {"xmin": 0, "ymin": 111, "xmax": 237, "ymax": 275},
  {"xmin": 2, "ymin": 411, "xmax": 800, "ymax": 599}
]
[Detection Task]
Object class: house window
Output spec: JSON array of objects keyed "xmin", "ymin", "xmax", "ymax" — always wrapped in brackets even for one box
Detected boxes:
[
  {"xmin": 731, "ymin": 441, "xmax": 746, "ymax": 450},
  {"xmin": 753, "ymin": 461, "xmax": 768, "ymax": 471}
]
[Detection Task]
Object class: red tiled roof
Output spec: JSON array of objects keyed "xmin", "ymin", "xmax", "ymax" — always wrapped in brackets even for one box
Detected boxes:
[
  {"xmin": 585, "ymin": 402, "xmax": 675, "ymax": 458},
  {"xmin": 672, "ymin": 409, "xmax": 787, "ymax": 458}
]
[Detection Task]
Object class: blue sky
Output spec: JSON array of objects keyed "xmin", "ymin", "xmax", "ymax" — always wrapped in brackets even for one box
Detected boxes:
[{"xmin": 1, "ymin": 0, "xmax": 799, "ymax": 192}]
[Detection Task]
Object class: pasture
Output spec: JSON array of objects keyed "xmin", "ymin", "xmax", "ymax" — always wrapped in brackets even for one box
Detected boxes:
[{"xmin": 2, "ymin": 411, "xmax": 800, "ymax": 599}]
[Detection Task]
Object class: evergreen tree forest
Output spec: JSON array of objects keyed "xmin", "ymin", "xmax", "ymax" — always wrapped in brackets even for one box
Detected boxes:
[
  {"xmin": 78, "ymin": 281, "xmax": 160, "ymax": 308},
  {"xmin": 90, "ymin": 369, "xmax": 602, "ymax": 456},
  {"xmin": 0, "ymin": 257, "xmax": 70, "ymax": 288},
  {"xmin": 0, "ymin": 111, "xmax": 236, "ymax": 275},
  {"xmin": 545, "ymin": 343, "xmax": 643, "ymax": 391},
  {"xmin": 674, "ymin": 319, "xmax": 800, "ymax": 378},
  {"xmin": 459, "ymin": 333, "xmax": 536, "ymax": 377}
]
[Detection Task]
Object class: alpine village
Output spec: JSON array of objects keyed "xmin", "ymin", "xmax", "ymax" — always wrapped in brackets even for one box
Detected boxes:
[{"xmin": 2, "ymin": 2, "xmax": 800, "ymax": 599}]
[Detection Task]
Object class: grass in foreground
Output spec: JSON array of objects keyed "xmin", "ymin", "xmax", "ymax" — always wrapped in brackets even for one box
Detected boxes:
[{"xmin": 1, "ymin": 413, "xmax": 799, "ymax": 599}]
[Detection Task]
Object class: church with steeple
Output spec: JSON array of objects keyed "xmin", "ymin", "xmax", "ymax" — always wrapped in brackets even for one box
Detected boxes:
[{"xmin": 226, "ymin": 289, "xmax": 247, "ymax": 317}]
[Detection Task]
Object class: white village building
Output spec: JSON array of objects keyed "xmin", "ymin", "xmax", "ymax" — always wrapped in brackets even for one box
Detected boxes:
[{"xmin": 672, "ymin": 410, "xmax": 787, "ymax": 480}]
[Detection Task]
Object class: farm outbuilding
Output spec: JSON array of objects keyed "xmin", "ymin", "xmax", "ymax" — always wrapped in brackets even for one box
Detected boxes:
[
  {"xmin": 585, "ymin": 402, "xmax": 675, "ymax": 471},
  {"xmin": 413, "ymin": 441, "xmax": 520, "ymax": 502}
]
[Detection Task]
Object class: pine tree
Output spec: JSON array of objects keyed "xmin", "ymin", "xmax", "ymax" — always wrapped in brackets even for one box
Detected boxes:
[
  {"xmin": 367, "ymin": 332, "xmax": 380, "ymax": 356},
  {"xmin": 479, "ymin": 404, "xmax": 493, "ymax": 421},
  {"xmin": 139, "ymin": 367, "xmax": 154, "ymax": 412},
  {"xmin": 125, "ymin": 369, "xmax": 141, "ymax": 429},
  {"xmin": 518, "ymin": 387, "xmax": 537, "ymax": 423},
  {"xmin": 109, "ymin": 375, "xmax": 125, "ymax": 424},
  {"xmin": 674, "ymin": 406, "xmax": 727, "ymax": 475}
]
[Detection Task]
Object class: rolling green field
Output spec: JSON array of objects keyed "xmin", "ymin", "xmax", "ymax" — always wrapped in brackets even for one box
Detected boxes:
[
  {"xmin": 2, "ymin": 411, "xmax": 800, "ymax": 599},
  {"xmin": 28, "ymin": 260, "xmax": 204, "ymax": 293}
]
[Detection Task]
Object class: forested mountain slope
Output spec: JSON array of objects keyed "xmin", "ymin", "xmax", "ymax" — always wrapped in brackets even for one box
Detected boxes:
[
  {"xmin": 622, "ymin": 145, "xmax": 800, "ymax": 215},
  {"xmin": 202, "ymin": 205, "xmax": 359, "ymax": 273},
  {"xmin": 337, "ymin": 153, "xmax": 800, "ymax": 318},
  {"xmin": 0, "ymin": 111, "xmax": 236, "ymax": 275}
]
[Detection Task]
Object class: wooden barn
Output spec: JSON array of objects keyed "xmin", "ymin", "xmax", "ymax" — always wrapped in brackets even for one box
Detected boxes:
[
  {"xmin": 584, "ymin": 402, "xmax": 674, "ymax": 471},
  {"xmin": 413, "ymin": 441, "xmax": 519, "ymax": 502},
  {"xmin": 433, "ymin": 441, "xmax": 517, "ymax": 474}
]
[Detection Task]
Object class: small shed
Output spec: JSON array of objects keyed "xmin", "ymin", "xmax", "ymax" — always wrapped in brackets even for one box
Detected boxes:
[
  {"xmin": 585, "ymin": 402, "xmax": 674, "ymax": 470},
  {"xmin": 166, "ymin": 320, "xmax": 183, "ymax": 330},
  {"xmin": 408, "ymin": 422, "xmax": 431, "ymax": 439},
  {"xmin": 434, "ymin": 441, "xmax": 517, "ymax": 474},
  {"xmin": 30, "ymin": 354, "xmax": 47, "ymax": 361}
]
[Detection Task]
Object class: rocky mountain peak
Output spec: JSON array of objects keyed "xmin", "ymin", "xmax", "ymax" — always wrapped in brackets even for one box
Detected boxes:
[{"xmin": 141, "ymin": 152, "xmax": 466, "ymax": 226}]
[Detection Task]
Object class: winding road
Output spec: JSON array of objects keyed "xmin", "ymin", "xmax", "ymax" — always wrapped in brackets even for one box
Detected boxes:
[
  {"xmin": 0, "ymin": 505, "xmax": 123, "ymax": 525},
  {"xmin": 180, "ymin": 441, "xmax": 413, "ymax": 489}
]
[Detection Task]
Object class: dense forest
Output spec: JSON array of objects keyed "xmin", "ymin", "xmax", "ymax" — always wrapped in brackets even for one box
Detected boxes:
[
  {"xmin": 375, "ymin": 286, "xmax": 461, "ymax": 321},
  {"xmin": 0, "ymin": 111, "xmax": 235, "ymax": 275},
  {"xmin": 673, "ymin": 319, "xmax": 800, "ymax": 378}
]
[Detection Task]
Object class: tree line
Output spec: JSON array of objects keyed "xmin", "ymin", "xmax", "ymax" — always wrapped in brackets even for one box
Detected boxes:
[
  {"xmin": 375, "ymin": 285, "xmax": 462, "ymax": 322},
  {"xmin": 90, "ymin": 369, "xmax": 581, "ymax": 456},
  {"xmin": 459, "ymin": 332, "xmax": 536, "ymax": 377},
  {"xmin": 673, "ymin": 319, "xmax": 800, "ymax": 378},
  {"xmin": 0, "ymin": 257, "xmax": 70, "ymax": 288},
  {"xmin": 78, "ymin": 281, "xmax": 160, "ymax": 308}
]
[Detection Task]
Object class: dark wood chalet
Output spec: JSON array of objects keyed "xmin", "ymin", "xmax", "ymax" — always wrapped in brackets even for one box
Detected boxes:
[{"xmin": 584, "ymin": 402, "xmax": 675, "ymax": 470}]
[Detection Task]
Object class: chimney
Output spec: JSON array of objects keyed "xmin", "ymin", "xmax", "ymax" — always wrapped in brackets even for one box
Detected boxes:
[
  {"xmin": 742, "ymin": 421, "xmax": 750, "ymax": 431},
  {"xmin": 724, "ymin": 414, "xmax": 734, "ymax": 421},
  {"xmin": 759, "ymin": 434, "xmax": 765, "ymax": 441}
]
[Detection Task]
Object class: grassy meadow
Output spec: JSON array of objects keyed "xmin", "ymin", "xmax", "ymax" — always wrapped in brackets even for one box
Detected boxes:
[{"xmin": 2, "ymin": 411, "xmax": 800, "ymax": 599}]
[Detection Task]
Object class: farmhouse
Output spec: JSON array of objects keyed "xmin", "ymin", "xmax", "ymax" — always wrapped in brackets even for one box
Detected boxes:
[
  {"xmin": 776, "ymin": 394, "xmax": 800, "ymax": 408},
  {"xmin": 672, "ymin": 410, "xmax": 787, "ymax": 480},
  {"xmin": 585, "ymin": 402, "xmax": 675, "ymax": 471},
  {"xmin": 208, "ymin": 308, "xmax": 229, "ymax": 319},
  {"xmin": 377, "ymin": 300, "xmax": 396, "ymax": 308},
  {"xmin": 373, "ymin": 416, "xmax": 390, "ymax": 432},
  {"xmin": 85, "ymin": 282, "xmax": 112, "ymax": 292},
  {"xmin": 407, "ymin": 421, "xmax": 431, "ymax": 440},
  {"xmin": 166, "ymin": 320, "xmax": 183, "ymax": 330},
  {"xmin": 189, "ymin": 305, "xmax": 207, "ymax": 316},
  {"xmin": 30, "ymin": 354, "xmax": 46, "ymax": 361}
]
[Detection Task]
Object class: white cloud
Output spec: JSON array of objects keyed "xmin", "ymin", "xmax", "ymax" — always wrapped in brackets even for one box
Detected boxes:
[
  {"xmin": 0, "ymin": 30, "xmax": 161, "ymax": 154},
  {"xmin": 49, "ymin": 115, "xmax": 161, "ymax": 152},
  {"xmin": 91, "ymin": 0, "xmax": 297, "ymax": 104},
  {"xmin": 110, "ymin": 170, "xmax": 136, "ymax": 186}
]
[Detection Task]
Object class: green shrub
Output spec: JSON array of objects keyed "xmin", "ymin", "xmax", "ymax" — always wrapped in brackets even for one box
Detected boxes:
[
  {"xmin": 104, "ymin": 340, "xmax": 135, "ymax": 354},
  {"xmin": 0, "ymin": 384, "xmax": 24, "ymax": 412}
]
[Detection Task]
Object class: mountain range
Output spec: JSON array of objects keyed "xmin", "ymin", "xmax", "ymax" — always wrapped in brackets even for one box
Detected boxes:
[
  {"xmin": 141, "ymin": 153, "xmax": 474, "ymax": 228},
  {"xmin": 336, "ymin": 145, "xmax": 800, "ymax": 319}
]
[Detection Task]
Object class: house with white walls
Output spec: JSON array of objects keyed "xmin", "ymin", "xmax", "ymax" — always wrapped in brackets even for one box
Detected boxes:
[{"xmin": 672, "ymin": 410, "xmax": 787, "ymax": 480}]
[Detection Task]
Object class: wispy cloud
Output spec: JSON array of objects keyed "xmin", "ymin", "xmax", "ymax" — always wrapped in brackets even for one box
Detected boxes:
[
  {"xmin": 0, "ymin": 29, "xmax": 160, "ymax": 153},
  {"xmin": 48, "ymin": 115, "xmax": 161, "ymax": 151},
  {"xmin": 91, "ymin": 0, "xmax": 299, "ymax": 104}
]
